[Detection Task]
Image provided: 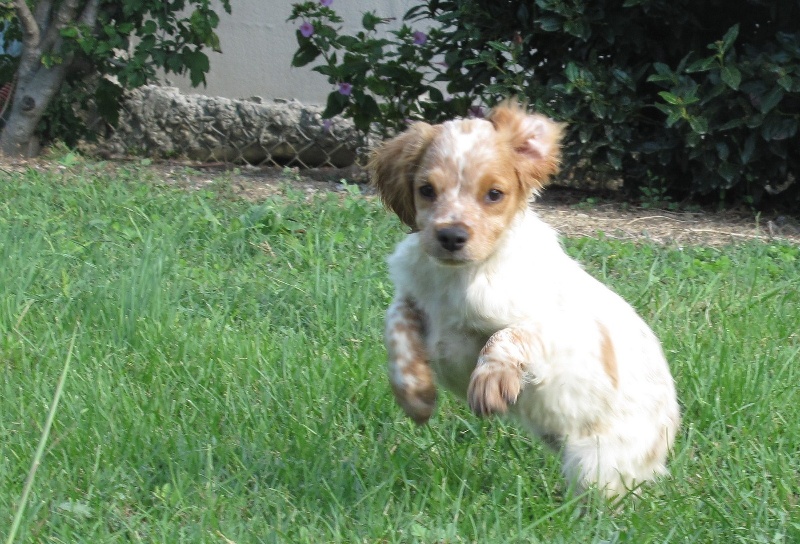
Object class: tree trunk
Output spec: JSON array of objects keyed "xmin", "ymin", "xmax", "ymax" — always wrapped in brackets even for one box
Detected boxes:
[
  {"xmin": 1, "ymin": 0, "xmax": 88, "ymax": 158},
  {"xmin": 0, "ymin": 62, "xmax": 69, "ymax": 157}
]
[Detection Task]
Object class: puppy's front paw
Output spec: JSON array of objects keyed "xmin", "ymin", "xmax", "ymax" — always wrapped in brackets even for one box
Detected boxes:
[
  {"xmin": 468, "ymin": 363, "xmax": 522, "ymax": 417},
  {"xmin": 390, "ymin": 366, "xmax": 438, "ymax": 425}
]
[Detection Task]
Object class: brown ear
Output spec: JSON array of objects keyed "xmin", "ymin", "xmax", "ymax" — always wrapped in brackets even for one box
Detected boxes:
[
  {"xmin": 489, "ymin": 99, "xmax": 565, "ymax": 193},
  {"xmin": 369, "ymin": 122, "xmax": 440, "ymax": 229}
]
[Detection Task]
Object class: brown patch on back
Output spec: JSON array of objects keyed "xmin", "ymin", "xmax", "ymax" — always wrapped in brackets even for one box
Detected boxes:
[{"xmin": 597, "ymin": 322, "xmax": 619, "ymax": 389}]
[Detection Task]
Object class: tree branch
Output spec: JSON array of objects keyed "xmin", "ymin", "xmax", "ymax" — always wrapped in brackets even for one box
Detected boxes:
[
  {"xmin": 34, "ymin": 0, "xmax": 52, "ymax": 33},
  {"xmin": 40, "ymin": 0, "xmax": 82, "ymax": 54},
  {"xmin": 13, "ymin": 0, "xmax": 41, "ymax": 48},
  {"xmin": 78, "ymin": 0, "xmax": 101, "ymax": 26}
]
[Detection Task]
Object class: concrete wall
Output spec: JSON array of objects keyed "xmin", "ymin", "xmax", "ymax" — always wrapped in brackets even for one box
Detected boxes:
[{"xmin": 170, "ymin": 0, "xmax": 421, "ymax": 106}]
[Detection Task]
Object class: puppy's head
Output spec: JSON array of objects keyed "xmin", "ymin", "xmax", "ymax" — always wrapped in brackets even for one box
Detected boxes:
[{"xmin": 370, "ymin": 100, "xmax": 564, "ymax": 264}]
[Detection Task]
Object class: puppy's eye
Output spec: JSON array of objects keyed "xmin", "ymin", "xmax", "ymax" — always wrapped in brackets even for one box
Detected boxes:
[
  {"xmin": 486, "ymin": 188, "xmax": 505, "ymax": 203},
  {"xmin": 418, "ymin": 184, "xmax": 436, "ymax": 200}
]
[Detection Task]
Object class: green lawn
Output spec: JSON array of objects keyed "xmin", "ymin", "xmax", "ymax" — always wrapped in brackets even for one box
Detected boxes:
[{"xmin": 1, "ymin": 164, "xmax": 798, "ymax": 543}]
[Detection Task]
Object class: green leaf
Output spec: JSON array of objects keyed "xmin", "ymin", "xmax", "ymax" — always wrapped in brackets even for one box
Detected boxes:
[
  {"xmin": 716, "ymin": 142, "xmax": 729, "ymax": 161},
  {"xmin": 777, "ymin": 75, "xmax": 793, "ymax": 92},
  {"xmin": 322, "ymin": 91, "xmax": 348, "ymax": 119},
  {"xmin": 685, "ymin": 55, "xmax": 716, "ymax": 73},
  {"xmin": 537, "ymin": 16, "xmax": 561, "ymax": 32},
  {"xmin": 721, "ymin": 24, "xmax": 739, "ymax": 53},
  {"xmin": 565, "ymin": 62, "xmax": 580, "ymax": 83},
  {"xmin": 688, "ymin": 115, "xmax": 709, "ymax": 135},
  {"xmin": 718, "ymin": 161, "xmax": 737, "ymax": 183},
  {"xmin": 487, "ymin": 41, "xmax": 511, "ymax": 53},
  {"xmin": 427, "ymin": 87, "xmax": 444, "ymax": 103},
  {"xmin": 184, "ymin": 49, "xmax": 210, "ymax": 86},
  {"xmin": 720, "ymin": 65, "xmax": 741, "ymax": 90},
  {"xmin": 741, "ymin": 133, "xmax": 756, "ymax": 165},
  {"xmin": 366, "ymin": 77, "xmax": 392, "ymax": 96},
  {"xmin": 606, "ymin": 149, "xmax": 622, "ymax": 170},
  {"xmin": 658, "ymin": 91, "xmax": 681, "ymax": 105},
  {"xmin": 611, "ymin": 68, "xmax": 635, "ymax": 90},
  {"xmin": 652, "ymin": 62, "xmax": 673, "ymax": 77},
  {"xmin": 60, "ymin": 26, "xmax": 79, "ymax": 39},
  {"xmin": 758, "ymin": 86, "xmax": 784, "ymax": 114},
  {"xmin": 761, "ymin": 117, "xmax": 798, "ymax": 141},
  {"xmin": 359, "ymin": 94, "xmax": 381, "ymax": 119},
  {"xmin": 142, "ymin": 20, "xmax": 157, "ymax": 35},
  {"xmin": 292, "ymin": 38, "xmax": 322, "ymax": 67},
  {"xmin": 95, "ymin": 78, "xmax": 124, "ymax": 126},
  {"xmin": 665, "ymin": 111, "xmax": 682, "ymax": 128},
  {"xmin": 717, "ymin": 118, "xmax": 744, "ymax": 131},
  {"xmin": 362, "ymin": 12, "xmax": 383, "ymax": 32},
  {"xmin": 563, "ymin": 18, "xmax": 590, "ymax": 40}
]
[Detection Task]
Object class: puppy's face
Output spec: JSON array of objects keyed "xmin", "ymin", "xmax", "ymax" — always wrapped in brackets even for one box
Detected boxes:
[
  {"xmin": 370, "ymin": 101, "xmax": 564, "ymax": 264},
  {"xmin": 412, "ymin": 120, "xmax": 526, "ymax": 263}
]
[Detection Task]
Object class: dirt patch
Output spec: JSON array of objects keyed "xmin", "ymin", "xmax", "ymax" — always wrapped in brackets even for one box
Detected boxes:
[
  {"xmin": 162, "ymin": 163, "xmax": 800, "ymax": 247},
  {"xmin": 3, "ymin": 157, "xmax": 799, "ymax": 246}
]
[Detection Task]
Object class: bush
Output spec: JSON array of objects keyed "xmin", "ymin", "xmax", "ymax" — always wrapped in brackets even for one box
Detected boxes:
[{"xmin": 290, "ymin": 0, "xmax": 800, "ymax": 210}]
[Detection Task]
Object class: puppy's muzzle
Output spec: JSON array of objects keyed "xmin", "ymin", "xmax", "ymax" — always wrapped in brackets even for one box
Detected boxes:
[{"xmin": 436, "ymin": 225, "xmax": 469, "ymax": 252}]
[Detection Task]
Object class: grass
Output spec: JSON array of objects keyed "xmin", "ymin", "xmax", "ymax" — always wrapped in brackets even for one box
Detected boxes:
[{"xmin": 1, "ymin": 163, "xmax": 798, "ymax": 543}]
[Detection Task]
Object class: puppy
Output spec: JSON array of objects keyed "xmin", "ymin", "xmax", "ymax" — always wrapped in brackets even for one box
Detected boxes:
[{"xmin": 370, "ymin": 100, "xmax": 680, "ymax": 499}]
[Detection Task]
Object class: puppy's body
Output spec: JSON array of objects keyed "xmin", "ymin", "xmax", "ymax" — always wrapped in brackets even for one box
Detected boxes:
[{"xmin": 373, "ymin": 102, "xmax": 679, "ymax": 498}]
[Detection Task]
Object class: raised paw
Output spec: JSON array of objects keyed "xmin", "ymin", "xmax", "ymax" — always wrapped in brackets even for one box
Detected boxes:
[{"xmin": 467, "ymin": 363, "xmax": 522, "ymax": 417}]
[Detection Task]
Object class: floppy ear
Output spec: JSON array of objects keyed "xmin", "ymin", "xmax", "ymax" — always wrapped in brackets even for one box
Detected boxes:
[
  {"xmin": 489, "ymin": 99, "xmax": 565, "ymax": 194},
  {"xmin": 369, "ymin": 122, "xmax": 441, "ymax": 229}
]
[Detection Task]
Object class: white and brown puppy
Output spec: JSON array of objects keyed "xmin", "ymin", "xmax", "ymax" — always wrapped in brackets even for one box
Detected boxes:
[{"xmin": 370, "ymin": 100, "xmax": 680, "ymax": 498}]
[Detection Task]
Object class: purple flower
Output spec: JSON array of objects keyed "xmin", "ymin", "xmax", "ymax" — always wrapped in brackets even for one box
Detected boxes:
[
  {"xmin": 320, "ymin": 0, "xmax": 333, "ymax": 6},
  {"xmin": 412, "ymin": 31, "xmax": 427, "ymax": 45},
  {"xmin": 338, "ymin": 82, "xmax": 353, "ymax": 96},
  {"xmin": 299, "ymin": 21, "xmax": 314, "ymax": 38},
  {"xmin": 322, "ymin": 119, "xmax": 333, "ymax": 132}
]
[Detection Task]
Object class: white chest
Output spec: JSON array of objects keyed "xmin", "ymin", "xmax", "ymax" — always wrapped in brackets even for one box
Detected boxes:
[{"xmin": 411, "ymin": 272, "xmax": 508, "ymax": 397}]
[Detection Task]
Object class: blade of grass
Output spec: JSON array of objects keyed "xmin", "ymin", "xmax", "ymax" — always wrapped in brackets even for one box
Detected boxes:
[{"xmin": 6, "ymin": 327, "xmax": 77, "ymax": 544}]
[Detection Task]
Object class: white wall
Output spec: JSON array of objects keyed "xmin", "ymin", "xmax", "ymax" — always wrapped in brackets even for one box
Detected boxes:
[{"xmin": 170, "ymin": 0, "xmax": 422, "ymax": 106}]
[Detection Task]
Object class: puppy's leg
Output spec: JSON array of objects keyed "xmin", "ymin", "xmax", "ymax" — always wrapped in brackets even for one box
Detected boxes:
[
  {"xmin": 385, "ymin": 297, "xmax": 437, "ymax": 424},
  {"xmin": 468, "ymin": 326, "xmax": 544, "ymax": 416}
]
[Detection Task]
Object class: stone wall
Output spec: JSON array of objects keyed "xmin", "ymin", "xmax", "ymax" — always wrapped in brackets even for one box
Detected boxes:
[{"xmin": 98, "ymin": 85, "xmax": 364, "ymax": 168}]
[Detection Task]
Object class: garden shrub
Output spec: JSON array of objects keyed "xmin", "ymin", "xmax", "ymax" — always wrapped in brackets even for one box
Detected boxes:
[{"xmin": 290, "ymin": 0, "xmax": 800, "ymax": 210}]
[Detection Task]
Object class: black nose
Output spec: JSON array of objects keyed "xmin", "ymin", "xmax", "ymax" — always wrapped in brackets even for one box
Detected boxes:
[{"xmin": 436, "ymin": 226, "xmax": 469, "ymax": 252}]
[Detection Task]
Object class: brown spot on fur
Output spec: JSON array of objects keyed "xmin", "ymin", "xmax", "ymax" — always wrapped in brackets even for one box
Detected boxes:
[
  {"xmin": 488, "ymin": 99, "xmax": 564, "ymax": 193},
  {"xmin": 597, "ymin": 322, "xmax": 619, "ymax": 389},
  {"xmin": 369, "ymin": 123, "xmax": 442, "ymax": 229}
]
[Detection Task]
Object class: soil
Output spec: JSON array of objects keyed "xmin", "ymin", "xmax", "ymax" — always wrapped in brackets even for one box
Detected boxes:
[
  {"xmin": 3, "ymin": 157, "xmax": 800, "ymax": 247},
  {"xmin": 161, "ymin": 163, "xmax": 800, "ymax": 247}
]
